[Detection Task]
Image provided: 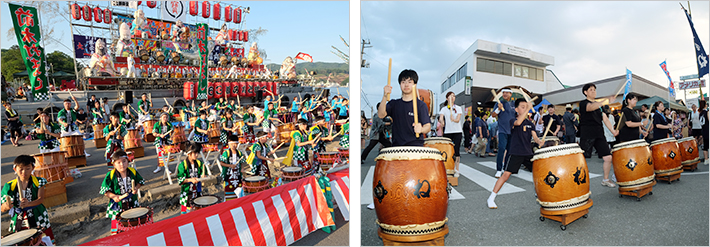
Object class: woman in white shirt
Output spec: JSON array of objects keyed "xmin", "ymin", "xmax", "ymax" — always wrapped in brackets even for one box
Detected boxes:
[
  {"xmin": 690, "ymin": 104, "xmax": 702, "ymax": 143},
  {"xmin": 439, "ymin": 92, "xmax": 463, "ymax": 176}
]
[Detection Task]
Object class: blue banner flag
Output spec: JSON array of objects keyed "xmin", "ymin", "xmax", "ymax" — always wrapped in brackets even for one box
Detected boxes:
[
  {"xmin": 683, "ymin": 7, "xmax": 709, "ymax": 78},
  {"xmin": 624, "ymin": 68, "xmax": 632, "ymax": 100},
  {"xmin": 660, "ymin": 61, "xmax": 676, "ymax": 98}
]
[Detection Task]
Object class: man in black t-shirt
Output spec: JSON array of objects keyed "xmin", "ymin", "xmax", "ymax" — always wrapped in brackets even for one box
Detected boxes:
[
  {"xmin": 579, "ymin": 83, "xmax": 618, "ymax": 188},
  {"xmin": 4, "ymin": 102, "xmax": 23, "ymax": 147},
  {"xmin": 488, "ymin": 98, "xmax": 544, "ymax": 209},
  {"xmin": 541, "ymin": 105, "xmax": 561, "ymax": 138},
  {"xmin": 378, "ymin": 69, "xmax": 431, "ymax": 147},
  {"xmin": 76, "ymin": 108, "xmax": 88, "ymax": 132}
]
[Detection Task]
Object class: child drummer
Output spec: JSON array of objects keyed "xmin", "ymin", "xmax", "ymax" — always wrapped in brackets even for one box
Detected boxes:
[
  {"xmin": 221, "ymin": 109, "xmax": 239, "ymax": 146},
  {"xmin": 263, "ymin": 102, "xmax": 280, "ymax": 138},
  {"xmin": 100, "ymin": 150, "xmax": 145, "ymax": 235},
  {"xmin": 1, "ymin": 155, "xmax": 55, "ymax": 243},
  {"xmin": 219, "ymin": 135, "xmax": 247, "ymax": 200},
  {"xmin": 104, "ymin": 113, "xmax": 128, "ymax": 164},
  {"xmin": 91, "ymin": 101, "xmax": 107, "ymax": 125},
  {"xmin": 309, "ymin": 116, "xmax": 335, "ymax": 162},
  {"xmin": 152, "ymin": 113, "xmax": 174, "ymax": 174},
  {"xmin": 191, "ymin": 110, "xmax": 210, "ymax": 144},
  {"xmin": 177, "ymin": 143, "xmax": 206, "ymax": 214},
  {"xmin": 120, "ymin": 104, "xmax": 137, "ymax": 129},
  {"xmin": 35, "ymin": 111, "xmax": 62, "ymax": 153},
  {"xmin": 246, "ymin": 131, "xmax": 278, "ymax": 178},
  {"xmin": 283, "ymin": 119, "xmax": 317, "ymax": 171},
  {"xmin": 337, "ymin": 119, "xmax": 350, "ymax": 149},
  {"xmin": 242, "ymin": 106, "xmax": 261, "ymax": 140},
  {"xmin": 488, "ymin": 99, "xmax": 544, "ymax": 209}
]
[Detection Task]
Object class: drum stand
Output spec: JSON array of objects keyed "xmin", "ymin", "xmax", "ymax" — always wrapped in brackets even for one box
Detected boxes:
[
  {"xmin": 682, "ymin": 160, "xmax": 699, "ymax": 172},
  {"xmin": 94, "ymin": 138, "xmax": 108, "ymax": 148},
  {"xmin": 199, "ymin": 150, "xmax": 219, "ymax": 176},
  {"xmin": 655, "ymin": 170, "xmax": 682, "ymax": 184},
  {"xmin": 618, "ymin": 181, "xmax": 656, "ymax": 201},
  {"xmin": 539, "ymin": 199, "xmax": 593, "ymax": 231},
  {"xmin": 163, "ymin": 151, "xmax": 184, "ymax": 185},
  {"xmin": 377, "ymin": 225, "xmax": 449, "ymax": 246}
]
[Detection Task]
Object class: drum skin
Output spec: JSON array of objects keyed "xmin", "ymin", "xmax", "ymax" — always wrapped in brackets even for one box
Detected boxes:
[
  {"xmin": 373, "ymin": 147, "xmax": 448, "ymax": 235},
  {"xmin": 117, "ymin": 207, "xmax": 153, "ymax": 227},
  {"xmin": 60, "ymin": 135, "xmax": 85, "ymax": 157},
  {"xmin": 1, "ymin": 228, "xmax": 43, "ymax": 246},
  {"xmin": 124, "ymin": 129, "xmax": 142, "ymax": 149},
  {"xmin": 191, "ymin": 195, "xmax": 220, "ymax": 210},
  {"xmin": 677, "ymin": 137, "xmax": 700, "ymax": 165},
  {"xmin": 649, "ymin": 138, "xmax": 682, "ymax": 175},
  {"xmin": 424, "ymin": 137, "xmax": 455, "ymax": 174},
  {"xmin": 531, "ymin": 144, "xmax": 590, "ymax": 211},
  {"xmin": 611, "ymin": 140, "xmax": 655, "ymax": 189}
]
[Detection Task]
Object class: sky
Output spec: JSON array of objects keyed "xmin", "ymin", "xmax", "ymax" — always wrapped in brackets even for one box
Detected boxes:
[
  {"xmin": 360, "ymin": 1, "xmax": 710, "ymax": 116},
  {"xmin": 1, "ymin": 1, "xmax": 349, "ymax": 65}
]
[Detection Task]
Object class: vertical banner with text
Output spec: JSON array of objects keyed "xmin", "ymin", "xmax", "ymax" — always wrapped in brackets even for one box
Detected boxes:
[
  {"xmin": 196, "ymin": 23, "xmax": 208, "ymax": 100},
  {"xmin": 9, "ymin": 4, "xmax": 49, "ymax": 101}
]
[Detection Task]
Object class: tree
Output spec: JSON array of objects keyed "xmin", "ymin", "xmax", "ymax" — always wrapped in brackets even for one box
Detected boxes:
[
  {"xmin": 47, "ymin": 50, "xmax": 81, "ymax": 74},
  {"xmin": 1, "ymin": 46, "xmax": 26, "ymax": 83}
]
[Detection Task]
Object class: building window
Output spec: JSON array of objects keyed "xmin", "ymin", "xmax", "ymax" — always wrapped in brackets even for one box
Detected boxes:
[
  {"xmin": 477, "ymin": 57, "xmax": 511, "ymax": 76},
  {"xmin": 513, "ymin": 64, "xmax": 544, "ymax": 81},
  {"xmin": 442, "ymin": 63, "xmax": 468, "ymax": 93}
]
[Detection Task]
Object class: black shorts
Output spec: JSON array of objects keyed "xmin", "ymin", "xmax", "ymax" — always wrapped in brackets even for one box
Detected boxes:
[
  {"xmin": 444, "ymin": 133, "xmax": 463, "ymax": 157},
  {"xmin": 692, "ymin": 129, "xmax": 702, "ymax": 137},
  {"xmin": 580, "ymin": 136, "xmax": 611, "ymax": 157},
  {"xmin": 504, "ymin": 155, "xmax": 533, "ymax": 174},
  {"xmin": 8, "ymin": 126, "xmax": 22, "ymax": 138}
]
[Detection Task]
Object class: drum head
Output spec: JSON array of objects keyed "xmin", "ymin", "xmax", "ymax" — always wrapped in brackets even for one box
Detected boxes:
[
  {"xmin": 375, "ymin": 146, "xmax": 444, "ymax": 161},
  {"xmin": 321, "ymin": 152, "xmax": 339, "ymax": 155},
  {"xmin": 283, "ymin": 167, "xmax": 303, "ymax": 172},
  {"xmin": 611, "ymin": 139, "xmax": 649, "ymax": 152},
  {"xmin": 678, "ymin": 137, "xmax": 696, "ymax": 142},
  {"xmin": 2, "ymin": 229, "xmax": 40, "ymax": 246},
  {"xmin": 245, "ymin": 176, "xmax": 266, "ymax": 182},
  {"xmin": 424, "ymin": 137, "xmax": 453, "ymax": 144},
  {"xmin": 531, "ymin": 143, "xmax": 584, "ymax": 161},
  {"xmin": 194, "ymin": 196, "xmax": 219, "ymax": 205},
  {"xmin": 651, "ymin": 137, "xmax": 677, "ymax": 146},
  {"xmin": 120, "ymin": 207, "xmax": 150, "ymax": 218}
]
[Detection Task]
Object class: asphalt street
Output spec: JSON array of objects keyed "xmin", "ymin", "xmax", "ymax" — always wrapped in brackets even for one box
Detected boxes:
[{"xmin": 360, "ymin": 148, "xmax": 709, "ymax": 246}]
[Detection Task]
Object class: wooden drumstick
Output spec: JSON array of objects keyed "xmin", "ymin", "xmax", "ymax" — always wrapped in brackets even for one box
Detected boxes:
[
  {"xmin": 386, "ymin": 58, "xmax": 392, "ymax": 101},
  {"xmin": 17, "ymin": 177, "xmax": 24, "ymax": 209},
  {"xmin": 413, "ymin": 85, "xmax": 420, "ymax": 138},
  {"xmin": 541, "ymin": 117, "xmax": 554, "ymax": 140},
  {"xmin": 615, "ymin": 113, "xmax": 625, "ymax": 130},
  {"xmin": 491, "ymin": 89, "xmax": 504, "ymax": 112}
]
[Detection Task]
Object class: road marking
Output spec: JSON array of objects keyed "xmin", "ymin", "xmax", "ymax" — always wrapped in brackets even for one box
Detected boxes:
[
  {"xmin": 476, "ymin": 161, "xmax": 601, "ymax": 182},
  {"xmin": 459, "ymin": 163, "xmax": 525, "ymax": 194},
  {"xmin": 361, "ymin": 166, "xmax": 466, "ymax": 204},
  {"xmin": 680, "ymin": 171, "xmax": 709, "ymax": 175}
]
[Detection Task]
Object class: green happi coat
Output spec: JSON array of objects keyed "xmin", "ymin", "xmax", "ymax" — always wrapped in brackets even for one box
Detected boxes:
[
  {"xmin": 308, "ymin": 125, "xmax": 329, "ymax": 153},
  {"xmin": 99, "ymin": 168, "xmax": 145, "ymax": 219},
  {"xmin": 91, "ymin": 107, "xmax": 107, "ymax": 124},
  {"xmin": 104, "ymin": 124, "xmax": 128, "ymax": 162},
  {"xmin": 1, "ymin": 176, "xmax": 51, "ymax": 232},
  {"xmin": 119, "ymin": 110, "xmax": 136, "ymax": 128},
  {"xmin": 262, "ymin": 108, "xmax": 279, "ymax": 128},
  {"xmin": 192, "ymin": 118, "xmax": 209, "ymax": 143},
  {"xmin": 219, "ymin": 149, "xmax": 247, "ymax": 188},
  {"xmin": 152, "ymin": 122, "xmax": 174, "ymax": 147},
  {"xmin": 220, "ymin": 117, "xmax": 235, "ymax": 144},
  {"xmin": 177, "ymin": 159, "xmax": 206, "ymax": 206},
  {"xmin": 35, "ymin": 122, "xmax": 61, "ymax": 152},
  {"xmin": 339, "ymin": 122, "xmax": 349, "ymax": 148},
  {"xmin": 57, "ymin": 108, "xmax": 78, "ymax": 132},
  {"xmin": 242, "ymin": 113, "xmax": 257, "ymax": 134},
  {"xmin": 137, "ymin": 99, "xmax": 151, "ymax": 115}
]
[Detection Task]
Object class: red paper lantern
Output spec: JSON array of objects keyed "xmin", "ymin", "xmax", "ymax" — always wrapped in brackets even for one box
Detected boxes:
[
  {"xmin": 270, "ymin": 82, "xmax": 278, "ymax": 96},
  {"xmin": 237, "ymin": 30, "xmax": 243, "ymax": 42},
  {"xmin": 243, "ymin": 31, "xmax": 248, "ymax": 42},
  {"xmin": 207, "ymin": 81, "xmax": 214, "ymax": 99},
  {"xmin": 202, "ymin": 1, "xmax": 210, "ymax": 18},
  {"xmin": 239, "ymin": 81, "xmax": 248, "ymax": 97},
  {"xmin": 238, "ymin": 48, "xmax": 244, "ymax": 57},
  {"xmin": 247, "ymin": 81, "xmax": 256, "ymax": 97},
  {"xmin": 71, "ymin": 4, "xmax": 82, "ymax": 20},
  {"xmin": 231, "ymin": 81, "xmax": 239, "ymax": 97},
  {"xmin": 147, "ymin": 1, "xmax": 157, "ymax": 8},
  {"xmin": 103, "ymin": 8, "xmax": 112, "ymax": 24},
  {"xmin": 213, "ymin": 2, "xmax": 221, "ymax": 21},
  {"xmin": 215, "ymin": 81, "xmax": 223, "ymax": 98},
  {"xmin": 82, "ymin": 4, "xmax": 92, "ymax": 21},
  {"xmin": 224, "ymin": 6, "xmax": 232, "ymax": 22},
  {"xmin": 183, "ymin": 81, "xmax": 195, "ymax": 100},
  {"xmin": 234, "ymin": 7, "xmax": 241, "ymax": 24},
  {"xmin": 189, "ymin": 1, "xmax": 198, "ymax": 16},
  {"xmin": 93, "ymin": 6, "xmax": 103, "ymax": 23},
  {"xmin": 227, "ymin": 30, "xmax": 234, "ymax": 41},
  {"xmin": 223, "ymin": 82, "xmax": 232, "ymax": 99}
]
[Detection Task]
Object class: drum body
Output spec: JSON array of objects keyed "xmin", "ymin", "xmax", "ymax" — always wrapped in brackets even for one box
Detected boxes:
[
  {"xmin": 611, "ymin": 140, "xmax": 655, "ymax": 189},
  {"xmin": 202, "ymin": 143, "xmax": 220, "ymax": 152},
  {"xmin": 189, "ymin": 117, "xmax": 198, "ymax": 129},
  {"xmin": 243, "ymin": 176, "xmax": 269, "ymax": 193},
  {"xmin": 677, "ymin": 137, "xmax": 700, "ymax": 165},
  {"xmin": 338, "ymin": 147, "xmax": 349, "ymax": 161},
  {"xmin": 531, "ymin": 144, "xmax": 591, "ymax": 211},
  {"xmin": 124, "ymin": 129, "xmax": 142, "ymax": 149},
  {"xmin": 162, "ymin": 144, "xmax": 182, "ymax": 154},
  {"xmin": 32, "ymin": 151, "xmax": 68, "ymax": 183},
  {"xmin": 318, "ymin": 151, "xmax": 341, "ymax": 165},
  {"xmin": 117, "ymin": 207, "xmax": 153, "ymax": 232},
  {"xmin": 278, "ymin": 131, "xmax": 292, "ymax": 144},
  {"xmin": 417, "ymin": 88, "xmax": 434, "ymax": 117},
  {"xmin": 424, "ymin": 137, "xmax": 455, "ymax": 175},
  {"xmin": 1, "ymin": 228, "xmax": 44, "ymax": 246},
  {"xmin": 171, "ymin": 125, "xmax": 187, "ymax": 144},
  {"xmin": 649, "ymin": 138, "xmax": 682, "ymax": 175},
  {"xmin": 94, "ymin": 123, "xmax": 108, "ymax": 139},
  {"xmin": 143, "ymin": 120, "xmax": 158, "ymax": 136},
  {"xmin": 191, "ymin": 195, "xmax": 221, "ymax": 210},
  {"xmin": 60, "ymin": 134, "xmax": 85, "ymax": 157},
  {"xmin": 282, "ymin": 166, "xmax": 305, "ymax": 182},
  {"xmin": 373, "ymin": 146, "xmax": 448, "ymax": 235},
  {"xmin": 208, "ymin": 122, "xmax": 221, "ymax": 138}
]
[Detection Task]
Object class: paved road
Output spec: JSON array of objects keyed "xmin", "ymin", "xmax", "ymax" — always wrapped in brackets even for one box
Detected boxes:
[{"xmin": 361, "ymin": 149, "xmax": 709, "ymax": 246}]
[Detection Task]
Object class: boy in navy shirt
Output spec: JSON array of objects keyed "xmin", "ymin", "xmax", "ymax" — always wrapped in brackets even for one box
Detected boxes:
[
  {"xmin": 488, "ymin": 98, "xmax": 544, "ymax": 209},
  {"xmin": 377, "ymin": 69, "xmax": 431, "ymax": 147}
]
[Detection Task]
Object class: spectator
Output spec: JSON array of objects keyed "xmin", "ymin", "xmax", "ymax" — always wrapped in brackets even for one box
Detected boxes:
[
  {"xmin": 562, "ymin": 104, "xmax": 577, "ymax": 144},
  {"xmin": 463, "ymin": 115, "xmax": 473, "ymax": 154},
  {"xmin": 486, "ymin": 113, "xmax": 498, "ymax": 155}
]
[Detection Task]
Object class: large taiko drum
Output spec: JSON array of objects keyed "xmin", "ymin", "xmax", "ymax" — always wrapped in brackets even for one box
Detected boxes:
[
  {"xmin": 281, "ymin": 166, "xmax": 305, "ymax": 182},
  {"xmin": 677, "ymin": 137, "xmax": 700, "ymax": 166},
  {"xmin": 171, "ymin": 125, "xmax": 187, "ymax": 144},
  {"xmin": 208, "ymin": 122, "xmax": 221, "ymax": 139},
  {"xmin": 373, "ymin": 146, "xmax": 448, "ymax": 236},
  {"xmin": 124, "ymin": 129, "xmax": 142, "ymax": 149},
  {"xmin": 1, "ymin": 228, "xmax": 44, "ymax": 246},
  {"xmin": 531, "ymin": 144, "xmax": 591, "ymax": 211},
  {"xmin": 116, "ymin": 207, "xmax": 153, "ymax": 233},
  {"xmin": 424, "ymin": 137, "xmax": 455, "ymax": 175},
  {"xmin": 417, "ymin": 88, "xmax": 434, "ymax": 118},
  {"xmin": 611, "ymin": 140, "xmax": 655, "ymax": 189},
  {"xmin": 143, "ymin": 120, "xmax": 158, "ymax": 136},
  {"xmin": 649, "ymin": 137, "xmax": 682, "ymax": 176},
  {"xmin": 60, "ymin": 134, "xmax": 85, "ymax": 157},
  {"xmin": 93, "ymin": 123, "xmax": 108, "ymax": 139},
  {"xmin": 243, "ymin": 176, "xmax": 270, "ymax": 193},
  {"xmin": 32, "ymin": 151, "xmax": 68, "ymax": 183},
  {"xmin": 532, "ymin": 136, "xmax": 560, "ymax": 152}
]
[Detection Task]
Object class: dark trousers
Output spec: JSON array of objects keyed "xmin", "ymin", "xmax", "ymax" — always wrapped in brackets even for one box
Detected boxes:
[{"xmin": 361, "ymin": 134, "xmax": 393, "ymax": 162}]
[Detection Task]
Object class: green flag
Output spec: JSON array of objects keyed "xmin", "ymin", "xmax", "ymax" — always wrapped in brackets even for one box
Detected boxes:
[
  {"xmin": 9, "ymin": 3, "xmax": 49, "ymax": 101},
  {"xmin": 196, "ymin": 23, "xmax": 209, "ymax": 100}
]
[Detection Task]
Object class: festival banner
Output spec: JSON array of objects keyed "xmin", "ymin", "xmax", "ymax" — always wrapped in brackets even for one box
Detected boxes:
[
  {"xmin": 161, "ymin": 1, "xmax": 187, "ymax": 23},
  {"xmin": 327, "ymin": 168, "xmax": 350, "ymax": 221},
  {"xmin": 623, "ymin": 68, "xmax": 632, "ymax": 100},
  {"xmin": 9, "ymin": 4, "xmax": 49, "ymax": 101},
  {"xmin": 683, "ymin": 7, "xmax": 709, "ymax": 78},
  {"xmin": 196, "ymin": 23, "xmax": 209, "ymax": 100},
  {"xmin": 81, "ymin": 176, "xmax": 334, "ymax": 246},
  {"xmin": 660, "ymin": 61, "xmax": 675, "ymax": 98},
  {"xmin": 73, "ymin": 34, "xmax": 106, "ymax": 58}
]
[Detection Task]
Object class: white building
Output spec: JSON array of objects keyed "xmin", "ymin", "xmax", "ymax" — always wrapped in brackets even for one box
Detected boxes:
[{"xmin": 438, "ymin": 39, "xmax": 563, "ymax": 111}]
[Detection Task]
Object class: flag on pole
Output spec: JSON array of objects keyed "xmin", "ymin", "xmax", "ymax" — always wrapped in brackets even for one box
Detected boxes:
[
  {"xmin": 9, "ymin": 4, "xmax": 50, "ymax": 101},
  {"xmin": 624, "ymin": 68, "xmax": 632, "ymax": 100},
  {"xmin": 660, "ymin": 61, "xmax": 676, "ymax": 98},
  {"xmin": 682, "ymin": 7, "xmax": 709, "ymax": 78},
  {"xmin": 295, "ymin": 52, "xmax": 313, "ymax": 62},
  {"xmin": 196, "ymin": 23, "xmax": 209, "ymax": 100}
]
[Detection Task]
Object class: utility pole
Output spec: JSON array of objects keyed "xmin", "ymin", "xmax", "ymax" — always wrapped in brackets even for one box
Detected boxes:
[{"xmin": 361, "ymin": 39, "xmax": 371, "ymax": 68}]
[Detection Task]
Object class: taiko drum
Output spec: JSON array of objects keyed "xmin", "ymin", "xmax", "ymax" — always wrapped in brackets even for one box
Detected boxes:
[
  {"xmin": 373, "ymin": 146, "xmax": 449, "ymax": 236},
  {"xmin": 143, "ymin": 120, "xmax": 158, "ymax": 136},
  {"xmin": 424, "ymin": 137, "xmax": 455, "ymax": 175},
  {"xmin": 32, "ymin": 151, "xmax": 68, "ymax": 183},
  {"xmin": 649, "ymin": 137, "xmax": 682, "ymax": 175},
  {"xmin": 93, "ymin": 123, "xmax": 108, "ymax": 139},
  {"xmin": 171, "ymin": 125, "xmax": 187, "ymax": 144},
  {"xmin": 531, "ymin": 144, "xmax": 591, "ymax": 211},
  {"xmin": 677, "ymin": 137, "xmax": 700, "ymax": 166},
  {"xmin": 208, "ymin": 122, "xmax": 221, "ymax": 139},
  {"xmin": 60, "ymin": 134, "xmax": 85, "ymax": 157},
  {"xmin": 611, "ymin": 140, "xmax": 655, "ymax": 189},
  {"xmin": 124, "ymin": 129, "xmax": 142, "ymax": 149}
]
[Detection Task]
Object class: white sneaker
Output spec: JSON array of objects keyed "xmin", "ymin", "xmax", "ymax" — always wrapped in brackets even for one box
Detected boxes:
[
  {"xmin": 495, "ymin": 171, "xmax": 502, "ymax": 178},
  {"xmin": 601, "ymin": 179, "xmax": 616, "ymax": 188},
  {"xmin": 153, "ymin": 166, "xmax": 163, "ymax": 174},
  {"xmin": 85, "ymin": 151, "xmax": 91, "ymax": 157},
  {"xmin": 454, "ymin": 171, "xmax": 460, "ymax": 177},
  {"xmin": 367, "ymin": 203, "xmax": 375, "ymax": 210},
  {"xmin": 705, "ymin": 159, "xmax": 709, "ymax": 166},
  {"xmin": 487, "ymin": 198, "xmax": 497, "ymax": 209}
]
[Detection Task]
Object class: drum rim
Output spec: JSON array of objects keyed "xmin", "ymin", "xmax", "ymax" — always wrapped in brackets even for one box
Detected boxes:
[
  {"xmin": 375, "ymin": 146, "xmax": 445, "ymax": 161},
  {"xmin": 611, "ymin": 139, "xmax": 649, "ymax": 152},
  {"xmin": 32, "ymin": 151, "xmax": 67, "ymax": 156},
  {"xmin": 650, "ymin": 137, "xmax": 678, "ymax": 146},
  {"xmin": 282, "ymin": 167, "xmax": 304, "ymax": 172},
  {"xmin": 120, "ymin": 207, "xmax": 150, "ymax": 218},
  {"xmin": 194, "ymin": 195, "xmax": 219, "ymax": 205},
  {"xmin": 424, "ymin": 137, "xmax": 454, "ymax": 144},
  {"xmin": 244, "ymin": 176, "xmax": 266, "ymax": 181},
  {"xmin": 531, "ymin": 143, "xmax": 583, "ymax": 161},
  {"xmin": 2, "ymin": 228, "xmax": 41, "ymax": 245},
  {"xmin": 531, "ymin": 136, "xmax": 559, "ymax": 142},
  {"xmin": 678, "ymin": 137, "xmax": 696, "ymax": 142}
]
